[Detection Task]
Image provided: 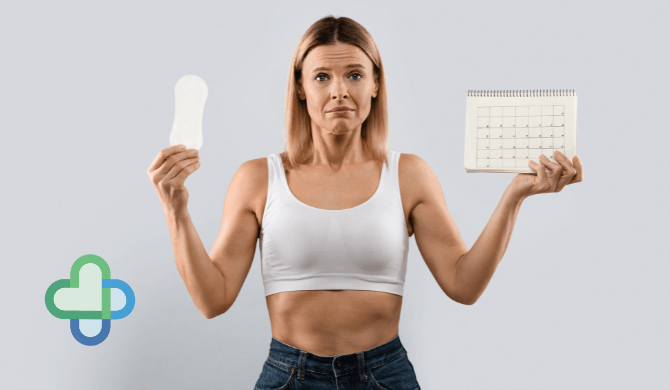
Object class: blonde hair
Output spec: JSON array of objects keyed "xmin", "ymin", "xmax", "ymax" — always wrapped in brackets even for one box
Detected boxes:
[{"xmin": 282, "ymin": 16, "xmax": 389, "ymax": 171}]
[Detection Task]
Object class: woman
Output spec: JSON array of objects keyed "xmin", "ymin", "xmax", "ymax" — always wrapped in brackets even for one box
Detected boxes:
[{"xmin": 147, "ymin": 16, "xmax": 584, "ymax": 390}]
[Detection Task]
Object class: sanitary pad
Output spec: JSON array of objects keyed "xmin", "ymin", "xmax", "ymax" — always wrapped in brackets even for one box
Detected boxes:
[{"xmin": 169, "ymin": 75, "xmax": 208, "ymax": 151}]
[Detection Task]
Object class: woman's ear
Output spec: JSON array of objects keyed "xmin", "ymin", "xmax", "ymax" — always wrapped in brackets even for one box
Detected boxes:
[
  {"xmin": 297, "ymin": 81, "xmax": 305, "ymax": 100},
  {"xmin": 372, "ymin": 79, "xmax": 378, "ymax": 98}
]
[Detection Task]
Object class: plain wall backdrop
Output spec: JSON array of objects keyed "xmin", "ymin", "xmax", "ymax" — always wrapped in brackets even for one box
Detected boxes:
[{"xmin": 3, "ymin": 0, "xmax": 668, "ymax": 388}]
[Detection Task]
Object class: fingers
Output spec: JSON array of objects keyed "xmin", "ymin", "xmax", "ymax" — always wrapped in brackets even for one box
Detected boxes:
[
  {"xmin": 570, "ymin": 155, "xmax": 584, "ymax": 183},
  {"xmin": 528, "ymin": 159, "xmax": 547, "ymax": 184},
  {"xmin": 148, "ymin": 144, "xmax": 186, "ymax": 173},
  {"xmin": 553, "ymin": 151, "xmax": 577, "ymax": 176},
  {"xmin": 540, "ymin": 154, "xmax": 562, "ymax": 189},
  {"xmin": 165, "ymin": 154, "xmax": 200, "ymax": 181},
  {"xmin": 173, "ymin": 159, "xmax": 201, "ymax": 182},
  {"xmin": 554, "ymin": 171, "xmax": 572, "ymax": 192},
  {"xmin": 552, "ymin": 151, "xmax": 577, "ymax": 192},
  {"xmin": 156, "ymin": 148, "xmax": 199, "ymax": 181},
  {"xmin": 529, "ymin": 152, "xmax": 583, "ymax": 195}
]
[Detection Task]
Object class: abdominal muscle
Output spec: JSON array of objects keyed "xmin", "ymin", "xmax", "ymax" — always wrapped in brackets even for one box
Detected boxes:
[{"xmin": 265, "ymin": 289, "xmax": 402, "ymax": 356}]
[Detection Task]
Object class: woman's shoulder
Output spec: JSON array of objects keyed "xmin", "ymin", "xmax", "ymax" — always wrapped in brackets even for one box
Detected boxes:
[
  {"xmin": 241, "ymin": 156, "xmax": 269, "ymax": 186},
  {"xmin": 232, "ymin": 157, "xmax": 270, "ymax": 221},
  {"xmin": 397, "ymin": 152, "xmax": 436, "ymax": 209},
  {"xmin": 397, "ymin": 152, "xmax": 426, "ymax": 174},
  {"xmin": 398, "ymin": 152, "xmax": 435, "ymax": 182}
]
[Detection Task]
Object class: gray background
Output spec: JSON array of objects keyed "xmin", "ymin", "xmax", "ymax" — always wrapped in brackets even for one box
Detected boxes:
[{"xmin": 3, "ymin": 0, "xmax": 668, "ymax": 388}]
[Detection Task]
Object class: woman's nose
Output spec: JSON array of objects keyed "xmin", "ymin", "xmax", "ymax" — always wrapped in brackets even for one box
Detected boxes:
[{"xmin": 330, "ymin": 79, "xmax": 348, "ymax": 99}]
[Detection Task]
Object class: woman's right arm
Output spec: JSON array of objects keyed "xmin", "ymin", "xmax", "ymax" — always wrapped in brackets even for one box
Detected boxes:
[
  {"xmin": 148, "ymin": 145, "xmax": 220, "ymax": 319},
  {"xmin": 147, "ymin": 145, "xmax": 264, "ymax": 319}
]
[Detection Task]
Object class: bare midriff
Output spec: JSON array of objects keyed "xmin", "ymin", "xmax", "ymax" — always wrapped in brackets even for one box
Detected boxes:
[{"xmin": 265, "ymin": 290, "xmax": 402, "ymax": 356}]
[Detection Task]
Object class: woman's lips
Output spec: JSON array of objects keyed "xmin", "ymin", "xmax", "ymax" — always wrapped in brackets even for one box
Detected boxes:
[{"xmin": 330, "ymin": 110, "xmax": 352, "ymax": 115}]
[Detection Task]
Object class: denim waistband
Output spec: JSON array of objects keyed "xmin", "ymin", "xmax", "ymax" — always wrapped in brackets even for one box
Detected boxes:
[{"xmin": 266, "ymin": 334, "xmax": 407, "ymax": 377}]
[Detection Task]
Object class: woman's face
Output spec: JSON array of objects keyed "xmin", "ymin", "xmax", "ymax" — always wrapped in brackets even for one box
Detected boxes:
[{"xmin": 298, "ymin": 42, "xmax": 378, "ymax": 136}]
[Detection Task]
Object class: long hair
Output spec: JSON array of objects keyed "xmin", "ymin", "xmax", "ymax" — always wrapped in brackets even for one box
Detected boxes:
[{"xmin": 282, "ymin": 16, "xmax": 389, "ymax": 170}]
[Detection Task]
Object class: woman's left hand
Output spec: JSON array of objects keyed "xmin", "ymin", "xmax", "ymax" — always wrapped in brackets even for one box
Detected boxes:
[{"xmin": 510, "ymin": 150, "xmax": 584, "ymax": 199}]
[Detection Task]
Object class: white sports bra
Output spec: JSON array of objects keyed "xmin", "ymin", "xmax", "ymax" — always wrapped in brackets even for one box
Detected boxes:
[{"xmin": 259, "ymin": 150, "xmax": 410, "ymax": 297}]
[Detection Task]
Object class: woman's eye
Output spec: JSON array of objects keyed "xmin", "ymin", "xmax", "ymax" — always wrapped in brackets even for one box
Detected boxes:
[{"xmin": 315, "ymin": 73, "xmax": 363, "ymax": 81}]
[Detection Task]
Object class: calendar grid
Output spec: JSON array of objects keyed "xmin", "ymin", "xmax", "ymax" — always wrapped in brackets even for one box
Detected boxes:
[{"xmin": 475, "ymin": 105, "xmax": 566, "ymax": 169}]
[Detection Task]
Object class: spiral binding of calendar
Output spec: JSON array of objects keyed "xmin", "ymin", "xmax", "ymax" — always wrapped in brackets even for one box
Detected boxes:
[{"xmin": 467, "ymin": 90, "xmax": 575, "ymax": 97}]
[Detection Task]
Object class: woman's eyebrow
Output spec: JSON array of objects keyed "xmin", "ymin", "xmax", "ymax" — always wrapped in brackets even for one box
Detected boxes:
[{"xmin": 312, "ymin": 64, "xmax": 365, "ymax": 73}]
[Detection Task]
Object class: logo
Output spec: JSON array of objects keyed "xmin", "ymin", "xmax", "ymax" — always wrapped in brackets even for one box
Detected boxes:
[{"xmin": 45, "ymin": 254, "xmax": 135, "ymax": 346}]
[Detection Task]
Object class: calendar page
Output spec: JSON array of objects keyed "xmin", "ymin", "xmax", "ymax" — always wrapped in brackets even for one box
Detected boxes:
[{"xmin": 464, "ymin": 91, "xmax": 577, "ymax": 173}]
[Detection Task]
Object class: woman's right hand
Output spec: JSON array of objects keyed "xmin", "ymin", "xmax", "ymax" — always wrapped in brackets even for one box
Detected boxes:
[{"xmin": 147, "ymin": 145, "xmax": 201, "ymax": 213}]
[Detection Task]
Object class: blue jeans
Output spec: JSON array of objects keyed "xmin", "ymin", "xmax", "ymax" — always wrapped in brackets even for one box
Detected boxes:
[{"xmin": 253, "ymin": 334, "xmax": 421, "ymax": 390}]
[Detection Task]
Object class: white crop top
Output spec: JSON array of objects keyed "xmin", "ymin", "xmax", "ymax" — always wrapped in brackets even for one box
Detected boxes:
[{"xmin": 259, "ymin": 150, "xmax": 410, "ymax": 297}]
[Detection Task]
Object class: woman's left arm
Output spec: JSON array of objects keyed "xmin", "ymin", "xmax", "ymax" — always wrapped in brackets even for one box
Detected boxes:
[{"xmin": 457, "ymin": 150, "xmax": 584, "ymax": 304}]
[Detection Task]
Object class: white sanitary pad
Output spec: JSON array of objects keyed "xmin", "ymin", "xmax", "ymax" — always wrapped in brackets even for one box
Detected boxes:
[{"xmin": 169, "ymin": 75, "xmax": 208, "ymax": 151}]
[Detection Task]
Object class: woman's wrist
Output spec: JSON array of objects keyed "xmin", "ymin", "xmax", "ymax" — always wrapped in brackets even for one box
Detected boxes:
[
  {"xmin": 504, "ymin": 184, "xmax": 528, "ymax": 204},
  {"xmin": 163, "ymin": 205, "xmax": 189, "ymax": 221}
]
